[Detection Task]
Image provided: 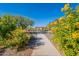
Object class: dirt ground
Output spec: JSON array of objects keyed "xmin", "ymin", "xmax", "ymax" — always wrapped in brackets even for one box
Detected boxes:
[{"xmin": 0, "ymin": 47, "xmax": 33, "ymax": 56}]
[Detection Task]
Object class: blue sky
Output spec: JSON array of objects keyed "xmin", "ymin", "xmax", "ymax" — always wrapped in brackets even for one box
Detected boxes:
[{"xmin": 0, "ymin": 3, "xmax": 78, "ymax": 27}]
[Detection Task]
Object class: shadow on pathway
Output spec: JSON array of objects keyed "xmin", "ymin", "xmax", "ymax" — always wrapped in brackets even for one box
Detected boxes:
[{"xmin": 28, "ymin": 36, "xmax": 44, "ymax": 49}]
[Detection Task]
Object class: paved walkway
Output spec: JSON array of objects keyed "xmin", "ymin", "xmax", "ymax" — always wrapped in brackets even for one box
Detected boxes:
[{"xmin": 31, "ymin": 33, "xmax": 60, "ymax": 56}]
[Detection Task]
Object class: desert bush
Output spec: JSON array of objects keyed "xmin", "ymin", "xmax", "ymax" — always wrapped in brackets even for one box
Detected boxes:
[
  {"xmin": 0, "ymin": 15, "xmax": 33, "ymax": 48},
  {"xmin": 3, "ymin": 27, "xmax": 30, "ymax": 48},
  {"xmin": 48, "ymin": 4, "xmax": 79, "ymax": 56}
]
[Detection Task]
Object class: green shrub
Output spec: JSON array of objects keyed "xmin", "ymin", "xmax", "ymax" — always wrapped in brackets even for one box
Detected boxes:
[{"xmin": 0, "ymin": 15, "xmax": 33, "ymax": 49}]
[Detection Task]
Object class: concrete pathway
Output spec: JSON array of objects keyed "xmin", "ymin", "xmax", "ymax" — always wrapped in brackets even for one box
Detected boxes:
[{"xmin": 31, "ymin": 33, "xmax": 60, "ymax": 56}]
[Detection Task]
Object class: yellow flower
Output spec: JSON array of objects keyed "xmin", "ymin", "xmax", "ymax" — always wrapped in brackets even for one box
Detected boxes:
[
  {"xmin": 71, "ymin": 31, "xmax": 79, "ymax": 39},
  {"xmin": 51, "ymin": 27, "xmax": 58, "ymax": 33},
  {"xmin": 11, "ymin": 27, "xmax": 25, "ymax": 37},
  {"xmin": 75, "ymin": 22, "xmax": 79, "ymax": 29},
  {"xmin": 53, "ymin": 21, "xmax": 58, "ymax": 25},
  {"xmin": 61, "ymin": 4, "xmax": 70, "ymax": 11},
  {"xmin": 64, "ymin": 25, "xmax": 70, "ymax": 30},
  {"xmin": 67, "ymin": 13, "xmax": 75, "ymax": 19},
  {"xmin": 58, "ymin": 17, "xmax": 65, "ymax": 24},
  {"xmin": 50, "ymin": 21, "xmax": 58, "ymax": 26}
]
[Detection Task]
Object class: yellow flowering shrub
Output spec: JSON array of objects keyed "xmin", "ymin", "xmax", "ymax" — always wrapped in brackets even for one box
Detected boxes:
[
  {"xmin": 0, "ymin": 28, "xmax": 30, "ymax": 48},
  {"xmin": 11, "ymin": 27, "xmax": 25, "ymax": 36},
  {"xmin": 3, "ymin": 27, "xmax": 30, "ymax": 48},
  {"xmin": 48, "ymin": 4, "xmax": 79, "ymax": 56},
  {"xmin": 0, "ymin": 15, "xmax": 33, "ymax": 49},
  {"xmin": 71, "ymin": 31, "xmax": 79, "ymax": 39}
]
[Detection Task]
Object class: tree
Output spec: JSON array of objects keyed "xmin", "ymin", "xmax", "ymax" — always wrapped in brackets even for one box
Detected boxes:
[{"xmin": 14, "ymin": 16, "xmax": 34, "ymax": 29}]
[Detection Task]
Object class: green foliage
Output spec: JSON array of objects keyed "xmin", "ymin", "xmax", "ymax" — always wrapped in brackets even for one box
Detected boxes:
[
  {"xmin": 14, "ymin": 16, "xmax": 34, "ymax": 29},
  {"xmin": 0, "ymin": 14, "xmax": 33, "ymax": 48}
]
